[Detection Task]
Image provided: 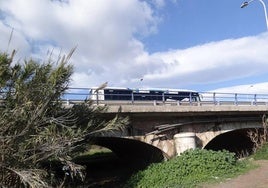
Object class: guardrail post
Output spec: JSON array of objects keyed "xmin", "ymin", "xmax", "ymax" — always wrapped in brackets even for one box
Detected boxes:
[
  {"xmin": 213, "ymin": 93, "xmax": 216, "ymax": 105},
  {"xmin": 234, "ymin": 93, "xmax": 238, "ymax": 105},
  {"xmin": 131, "ymin": 91, "xmax": 134, "ymax": 104},
  {"xmin": 254, "ymin": 94, "xmax": 257, "ymax": 105},
  {"xmin": 96, "ymin": 92, "xmax": 99, "ymax": 105},
  {"xmin": 162, "ymin": 93, "xmax": 165, "ymax": 104},
  {"xmin": 189, "ymin": 92, "xmax": 192, "ymax": 105}
]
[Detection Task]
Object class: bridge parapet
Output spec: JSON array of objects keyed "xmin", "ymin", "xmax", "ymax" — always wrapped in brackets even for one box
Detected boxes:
[{"xmin": 106, "ymin": 105, "xmax": 268, "ymax": 115}]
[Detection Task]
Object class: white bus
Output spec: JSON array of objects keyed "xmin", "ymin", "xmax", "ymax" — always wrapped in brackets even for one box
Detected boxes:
[{"xmin": 89, "ymin": 87, "xmax": 200, "ymax": 102}]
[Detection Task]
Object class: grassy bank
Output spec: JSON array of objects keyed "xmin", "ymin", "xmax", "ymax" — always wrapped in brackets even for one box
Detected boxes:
[
  {"xmin": 124, "ymin": 149, "xmax": 256, "ymax": 188},
  {"xmin": 252, "ymin": 143, "xmax": 268, "ymax": 160}
]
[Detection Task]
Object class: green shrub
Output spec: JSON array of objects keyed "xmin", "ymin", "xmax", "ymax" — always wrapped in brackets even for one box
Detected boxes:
[
  {"xmin": 125, "ymin": 149, "xmax": 248, "ymax": 188},
  {"xmin": 253, "ymin": 143, "xmax": 268, "ymax": 160}
]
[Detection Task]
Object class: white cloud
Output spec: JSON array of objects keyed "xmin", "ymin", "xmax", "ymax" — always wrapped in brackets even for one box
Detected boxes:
[
  {"xmin": 0, "ymin": 0, "xmax": 160, "ymax": 87},
  {"xmin": 211, "ymin": 83, "xmax": 268, "ymax": 94},
  {"xmin": 140, "ymin": 33, "xmax": 268, "ymax": 88},
  {"xmin": 1, "ymin": 0, "xmax": 268, "ymax": 93},
  {"xmin": 0, "ymin": 22, "xmax": 30, "ymax": 59}
]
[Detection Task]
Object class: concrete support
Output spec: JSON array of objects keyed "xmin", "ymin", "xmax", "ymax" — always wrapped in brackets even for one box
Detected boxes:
[{"xmin": 174, "ymin": 132, "xmax": 196, "ymax": 155}]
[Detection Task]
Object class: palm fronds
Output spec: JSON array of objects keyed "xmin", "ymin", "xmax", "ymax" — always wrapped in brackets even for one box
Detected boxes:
[
  {"xmin": 0, "ymin": 166, "xmax": 48, "ymax": 188},
  {"xmin": 0, "ymin": 50, "xmax": 129, "ymax": 187}
]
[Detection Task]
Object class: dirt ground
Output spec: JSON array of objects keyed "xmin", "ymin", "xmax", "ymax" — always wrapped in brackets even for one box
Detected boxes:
[{"xmin": 202, "ymin": 160, "xmax": 268, "ymax": 188}]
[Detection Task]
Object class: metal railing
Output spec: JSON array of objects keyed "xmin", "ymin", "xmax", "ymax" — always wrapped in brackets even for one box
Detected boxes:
[
  {"xmin": 61, "ymin": 88, "xmax": 268, "ymax": 106},
  {"xmin": 4, "ymin": 87, "xmax": 268, "ymax": 107}
]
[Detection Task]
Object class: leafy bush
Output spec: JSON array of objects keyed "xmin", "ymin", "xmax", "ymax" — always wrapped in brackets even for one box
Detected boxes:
[{"xmin": 125, "ymin": 149, "xmax": 248, "ymax": 188}]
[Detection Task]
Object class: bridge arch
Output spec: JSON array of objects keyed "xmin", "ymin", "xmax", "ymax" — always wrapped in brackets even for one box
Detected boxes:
[
  {"xmin": 89, "ymin": 136, "xmax": 168, "ymax": 163},
  {"xmin": 196, "ymin": 120, "xmax": 263, "ymax": 147},
  {"xmin": 202, "ymin": 127, "xmax": 264, "ymax": 156}
]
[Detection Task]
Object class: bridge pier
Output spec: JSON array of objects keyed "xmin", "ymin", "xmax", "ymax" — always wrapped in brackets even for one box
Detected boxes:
[{"xmin": 174, "ymin": 132, "xmax": 196, "ymax": 155}]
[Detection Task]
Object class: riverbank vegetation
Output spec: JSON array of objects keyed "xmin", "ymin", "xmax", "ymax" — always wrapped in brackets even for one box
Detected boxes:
[{"xmin": 252, "ymin": 143, "xmax": 268, "ymax": 160}]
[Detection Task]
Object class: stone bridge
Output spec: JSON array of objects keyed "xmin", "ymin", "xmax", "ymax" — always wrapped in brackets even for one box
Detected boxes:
[{"xmin": 89, "ymin": 104, "xmax": 268, "ymax": 161}]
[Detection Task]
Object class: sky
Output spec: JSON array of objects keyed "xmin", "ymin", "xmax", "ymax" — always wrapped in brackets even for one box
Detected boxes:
[{"xmin": 1, "ymin": 0, "xmax": 268, "ymax": 94}]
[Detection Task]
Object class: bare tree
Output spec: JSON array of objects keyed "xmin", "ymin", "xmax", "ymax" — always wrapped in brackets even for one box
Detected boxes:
[{"xmin": 247, "ymin": 114, "xmax": 268, "ymax": 153}]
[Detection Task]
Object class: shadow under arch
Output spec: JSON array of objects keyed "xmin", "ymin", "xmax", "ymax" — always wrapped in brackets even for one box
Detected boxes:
[
  {"xmin": 89, "ymin": 136, "xmax": 167, "ymax": 163},
  {"xmin": 204, "ymin": 128, "xmax": 256, "ymax": 157}
]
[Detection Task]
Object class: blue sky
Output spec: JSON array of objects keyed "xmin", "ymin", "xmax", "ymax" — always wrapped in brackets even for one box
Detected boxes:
[
  {"xmin": 1, "ymin": 0, "xmax": 268, "ymax": 93},
  {"xmin": 144, "ymin": 0, "xmax": 266, "ymax": 51}
]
